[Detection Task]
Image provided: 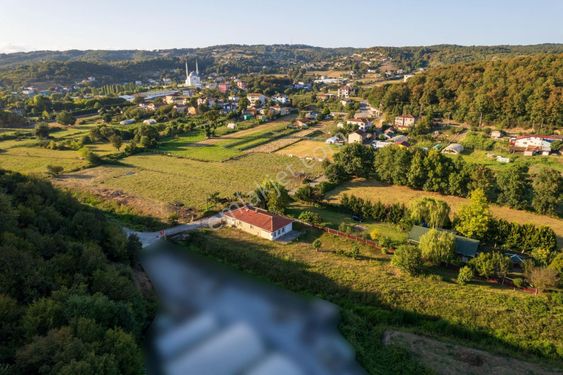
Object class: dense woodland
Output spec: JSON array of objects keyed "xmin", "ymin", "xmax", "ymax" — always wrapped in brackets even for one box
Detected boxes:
[
  {"xmin": 0, "ymin": 170, "xmax": 152, "ymax": 374},
  {"xmin": 367, "ymin": 54, "xmax": 563, "ymax": 130}
]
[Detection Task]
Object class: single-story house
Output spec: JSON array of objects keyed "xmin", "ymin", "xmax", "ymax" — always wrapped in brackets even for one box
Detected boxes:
[
  {"xmin": 119, "ymin": 119, "xmax": 135, "ymax": 125},
  {"xmin": 224, "ymin": 206, "xmax": 293, "ymax": 241},
  {"xmin": 408, "ymin": 225, "xmax": 480, "ymax": 262},
  {"xmin": 441, "ymin": 143, "xmax": 464, "ymax": 155}
]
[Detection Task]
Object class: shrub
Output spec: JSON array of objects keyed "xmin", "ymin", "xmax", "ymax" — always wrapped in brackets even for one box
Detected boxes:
[
  {"xmin": 391, "ymin": 245, "xmax": 422, "ymax": 275},
  {"xmin": 312, "ymin": 239, "xmax": 321, "ymax": 252},
  {"xmin": 529, "ymin": 267, "xmax": 559, "ymax": 292},
  {"xmin": 512, "ymin": 278, "xmax": 524, "ymax": 288},
  {"xmin": 457, "ymin": 266, "xmax": 473, "ymax": 285},
  {"xmin": 298, "ymin": 211, "xmax": 322, "ymax": 225},
  {"xmin": 46, "ymin": 165, "xmax": 64, "ymax": 177}
]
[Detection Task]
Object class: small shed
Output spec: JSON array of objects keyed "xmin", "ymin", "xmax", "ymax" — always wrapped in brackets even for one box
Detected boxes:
[
  {"xmin": 408, "ymin": 225, "xmax": 479, "ymax": 262},
  {"xmin": 227, "ymin": 122, "xmax": 237, "ymax": 130},
  {"xmin": 441, "ymin": 143, "xmax": 464, "ymax": 155}
]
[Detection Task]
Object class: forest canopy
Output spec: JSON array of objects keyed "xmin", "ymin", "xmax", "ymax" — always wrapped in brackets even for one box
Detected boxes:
[
  {"xmin": 367, "ymin": 54, "xmax": 563, "ymax": 131},
  {"xmin": 0, "ymin": 170, "xmax": 152, "ymax": 374}
]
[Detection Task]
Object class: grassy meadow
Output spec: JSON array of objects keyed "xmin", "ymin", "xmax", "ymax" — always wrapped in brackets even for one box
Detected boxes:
[
  {"xmin": 62, "ymin": 152, "xmax": 324, "ymax": 210},
  {"xmin": 182, "ymin": 227, "xmax": 563, "ymax": 373}
]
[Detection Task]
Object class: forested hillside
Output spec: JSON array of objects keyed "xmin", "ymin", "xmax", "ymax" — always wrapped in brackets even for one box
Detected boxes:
[
  {"xmin": 367, "ymin": 54, "xmax": 563, "ymax": 130},
  {"xmin": 0, "ymin": 170, "xmax": 152, "ymax": 374}
]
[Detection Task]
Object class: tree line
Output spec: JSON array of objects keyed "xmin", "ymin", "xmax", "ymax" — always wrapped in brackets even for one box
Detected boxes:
[
  {"xmin": 325, "ymin": 144, "xmax": 562, "ymax": 217},
  {"xmin": 0, "ymin": 170, "xmax": 152, "ymax": 374}
]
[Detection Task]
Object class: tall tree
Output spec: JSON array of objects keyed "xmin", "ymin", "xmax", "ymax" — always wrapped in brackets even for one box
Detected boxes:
[
  {"xmin": 455, "ymin": 189, "xmax": 492, "ymax": 240},
  {"xmin": 531, "ymin": 168, "xmax": 562, "ymax": 216},
  {"xmin": 419, "ymin": 228, "xmax": 456, "ymax": 266},
  {"xmin": 496, "ymin": 163, "xmax": 531, "ymax": 210}
]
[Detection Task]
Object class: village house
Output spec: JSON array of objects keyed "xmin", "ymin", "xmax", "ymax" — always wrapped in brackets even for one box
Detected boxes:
[
  {"xmin": 509, "ymin": 135, "xmax": 561, "ymax": 155},
  {"xmin": 490, "ymin": 130, "xmax": 505, "ymax": 139},
  {"xmin": 218, "ymin": 82, "xmax": 230, "ymax": 94},
  {"xmin": 294, "ymin": 119, "xmax": 313, "ymax": 129},
  {"xmin": 394, "ymin": 115, "xmax": 416, "ymax": 131},
  {"xmin": 271, "ymin": 94, "xmax": 290, "ymax": 105},
  {"xmin": 348, "ymin": 131, "xmax": 366, "ymax": 144},
  {"xmin": 247, "ymin": 93, "xmax": 267, "ymax": 106},
  {"xmin": 346, "ymin": 118, "xmax": 373, "ymax": 132},
  {"xmin": 235, "ymin": 80, "xmax": 247, "ymax": 90},
  {"xmin": 224, "ymin": 206, "xmax": 293, "ymax": 241},
  {"xmin": 337, "ymin": 85, "xmax": 352, "ymax": 98},
  {"xmin": 317, "ymin": 93, "xmax": 336, "ymax": 101}
]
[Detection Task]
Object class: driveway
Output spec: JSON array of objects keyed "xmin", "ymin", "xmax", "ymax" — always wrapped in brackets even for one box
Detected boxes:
[{"xmin": 124, "ymin": 215, "xmax": 223, "ymax": 248}]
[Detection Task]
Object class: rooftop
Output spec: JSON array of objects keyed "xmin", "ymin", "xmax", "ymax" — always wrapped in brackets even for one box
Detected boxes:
[{"xmin": 225, "ymin": 206, "xmax": 293, "ymax": 233}]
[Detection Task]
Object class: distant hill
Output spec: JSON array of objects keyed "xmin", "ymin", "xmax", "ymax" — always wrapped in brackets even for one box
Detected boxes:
[{"xmin": 0, "ymin": 44, "xmax": 561, "ymax": 87}]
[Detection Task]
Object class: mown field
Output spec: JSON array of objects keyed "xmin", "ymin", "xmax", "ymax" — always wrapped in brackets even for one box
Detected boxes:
[
  {"xmin": 61, "ymin": 152, "xmax": 324, "ymax": 210},
  {"xmin": 158, "ymin": 132, "xmax": 242, "ymax": 161},
  {"xmin": 183, "ymin": 228, "xmax": 563, "ymax": 374},
  {"xmin": 328, "ymin": 179, "xmax": 563, "ymax": 245},
  {"xmin": 276, "ymin": 139, "xmax": 337, "ymax": 160}
]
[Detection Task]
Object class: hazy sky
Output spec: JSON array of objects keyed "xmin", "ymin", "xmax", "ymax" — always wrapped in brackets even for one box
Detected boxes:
[{"xmin": 0, "ymin": 0, "xmax": 561, "ymax": 52}]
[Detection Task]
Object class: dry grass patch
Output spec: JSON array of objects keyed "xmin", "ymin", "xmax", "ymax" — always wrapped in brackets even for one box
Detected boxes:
[{"xmin": 276, "ymin": 139, "xmax": 336, "ymax": 160}]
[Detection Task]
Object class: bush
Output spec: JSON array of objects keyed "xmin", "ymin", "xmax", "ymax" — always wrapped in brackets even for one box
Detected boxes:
[
  {"xmin": 512, "ymin": 278, "xmax": 524, "ymax": 288},
  {"xmin": 457, "ymin": 266, "xmax": 474, "ymax": 285},
  {"xmin": 391, "ymin": 245, "xmax": 422, "ymax": 275},
  {"xmin": 46, "ymin": 165, "xmax": 64, "ymax": 177},
  {"xmin": 298, "ymin": 211, "xmax": 322, "ymax": 225}
]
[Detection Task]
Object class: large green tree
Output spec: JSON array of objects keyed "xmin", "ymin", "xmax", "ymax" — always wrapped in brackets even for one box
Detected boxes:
[
  {"xmin": 531, "ymin": 168, "xmax": 562, "ymax": 216},
  {"xmin": 419, "ymin": 228, "xmax": 456, "ymax": 266},
  {"xmin": 455, "ymin": 189, "xmax": 492, "ymax": 240},
  {"xmin": 496, "ymin": 164, "xmax": 531, "ymax": 210}
]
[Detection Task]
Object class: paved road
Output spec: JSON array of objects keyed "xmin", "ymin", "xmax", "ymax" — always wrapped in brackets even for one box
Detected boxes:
[{"xmin": 124, "ymin": 215, "xmax": 223, "ymax": 248}]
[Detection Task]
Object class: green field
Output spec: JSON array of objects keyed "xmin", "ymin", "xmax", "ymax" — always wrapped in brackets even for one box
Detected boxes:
[
  {"xmin": 288, "ymin": 203, "xmax": 407, "ymax": 242},
  {"xmin": 182, "ymin": 228, "xmax": 563, "ymax": 373},
  {"xmin": 447, "ymin": 149, "xmax": 563, "ymax": 173},
  {"xmin": 63, "ymin": 152, "xmax": 323, "ymax": 210},
  {"xmin": 158, "ymin": 132, "xmax": 242, "ymax": 161}
]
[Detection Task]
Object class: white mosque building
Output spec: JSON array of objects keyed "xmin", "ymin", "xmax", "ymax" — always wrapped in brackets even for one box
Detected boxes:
[{"xmin": 184, "ymin": 60, "xmax": 202, "ymax": 88}]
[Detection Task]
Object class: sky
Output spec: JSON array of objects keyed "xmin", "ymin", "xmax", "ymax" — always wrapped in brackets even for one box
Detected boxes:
[{"xmin": 0, "ymin": 0, "xmax": 561, "ymax": 52}]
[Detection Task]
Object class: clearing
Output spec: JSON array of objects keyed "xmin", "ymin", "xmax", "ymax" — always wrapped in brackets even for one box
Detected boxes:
[{"xmin": 276, "ymin": 139, "xmax": 337, "ymax": 160}]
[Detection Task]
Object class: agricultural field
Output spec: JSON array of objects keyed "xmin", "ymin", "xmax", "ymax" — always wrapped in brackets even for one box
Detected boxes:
[
  {"xmin": 59, "ymin": 152, "xmax": 323, "ymax": 211},
  {"xmin": 327, "ymin": 179, "xmax": 563, "ymax": 244},
  {"xmin": 276, "ymin": 139, "xmax": 337, "ymax": 160},
  {"xmin": 183, "ymin": 228, "xmax": 563, "ymax": 374},
  {"xmin": 201, "ymin": 115, "xmax": 296, "ymax": 147},
  {"xmin": 0, "ymin": 145, "xmax": 89, "ymax": 174},
  {"xmin": 158, "ymin": 132, "xmax": 242, "ymax": 161}
]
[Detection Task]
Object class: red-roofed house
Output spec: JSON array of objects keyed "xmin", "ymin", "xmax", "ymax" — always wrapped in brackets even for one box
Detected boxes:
[{"xmin": 224, "ymin": 206, "xmax": 293, "ymax": 240}]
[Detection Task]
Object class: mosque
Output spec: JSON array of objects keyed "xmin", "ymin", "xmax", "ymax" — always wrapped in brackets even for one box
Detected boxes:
[{"xmin": 184, "ymin": 59, "xmax": 202, "ymax": 88}]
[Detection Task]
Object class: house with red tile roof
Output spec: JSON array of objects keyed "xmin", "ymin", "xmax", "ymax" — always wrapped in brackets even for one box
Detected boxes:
[{"xmin": 224, "ymin": 206, "xmax": 293, "ymax": 240}]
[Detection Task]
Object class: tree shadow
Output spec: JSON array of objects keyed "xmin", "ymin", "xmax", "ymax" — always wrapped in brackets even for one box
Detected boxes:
[{"xmin": 159, "ymin": 231, "xmax": 563, "ymax": 373}]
